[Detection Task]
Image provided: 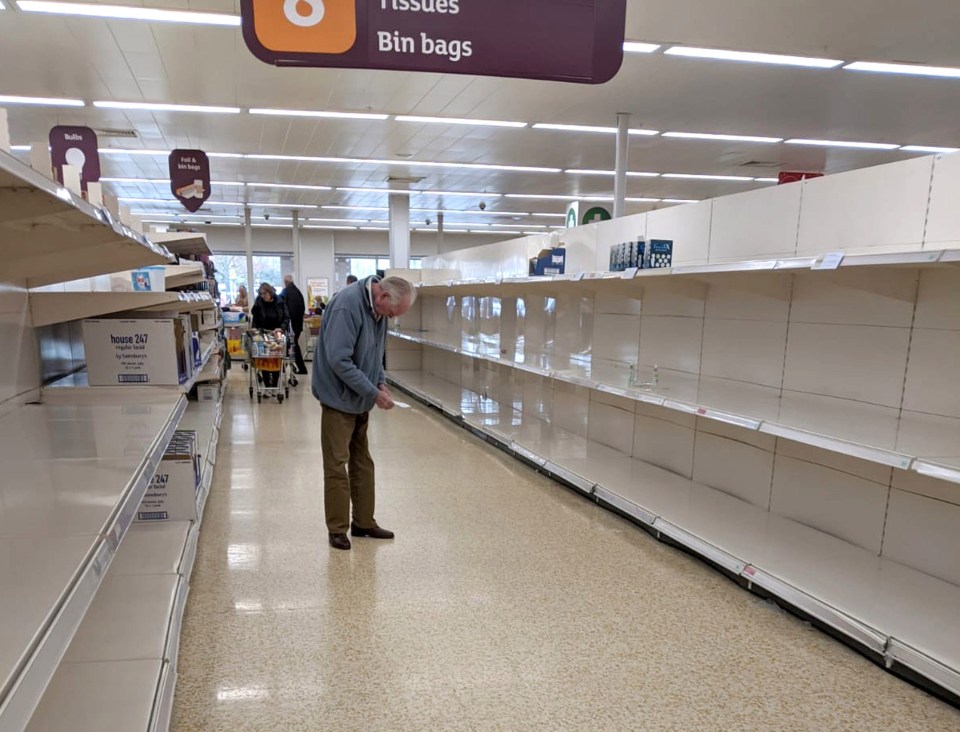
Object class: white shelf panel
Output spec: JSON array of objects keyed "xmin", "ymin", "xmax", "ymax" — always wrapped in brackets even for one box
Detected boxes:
[
  {"xmin": 109, "ymin": 522, "xmax": 192, "ymax": 577},
  {"xmin": 0, "ymin": 150, "xmax": 172, "ymax": 289},
  {"xmin": 29, "ymin": 292, "xmax": 194, "ymax": 328},
  {"xmin": 390, "ymin": 370, "xmax": 960, "ymax": 698},
  {"xmin": 22, "ymin": 659, "xmax": 163, "ymax": 732},
  {"xmin": 0, "ymin": 393, "xmax": 185, "ymax": 732},
  {"xmin": 393, "ymin": 334, "xmax": 960, "ymax": 479},
  {"xmin": 62, "ymin": 574, "xmax": 180, "ymax": 664},
  {"xmin": 163, "ymin": 264, "xmax": 205, "ymax": 290},
  {"xmin": 132, "ymin": 291, "xmax": 214, "ymax": 314},
  {"xmin": 416, "ymin": 248, "xmax": 958, "ymax": 295},
  {"xmin": 152, "ymin": 232, "xmax": 209, "ymax": 258}
]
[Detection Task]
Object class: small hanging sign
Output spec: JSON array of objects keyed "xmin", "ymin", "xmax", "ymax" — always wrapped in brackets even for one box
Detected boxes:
[{"xmin": 169, "ymin": 149, "xmax": 211, "ymax": 213}]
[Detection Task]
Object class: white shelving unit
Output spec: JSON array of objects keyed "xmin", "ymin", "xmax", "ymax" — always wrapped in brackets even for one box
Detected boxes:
[
  {"xmin": 24, "ymin": 394, "xmax": 223, "ymax": 732},
  {"xmin": 0, "ymin": 146, "xmax": 225, "ymax": 732},
  {"xmin": 387, "ymin": 156, "xmax": 960, "ymax": 704},
  {"xmin": 387, "ymin": 362, "xmax": 960, "ymax": 700},
  {"xmin": 0, "ymin": 150, "xmax": 171, "ymax": 289}
]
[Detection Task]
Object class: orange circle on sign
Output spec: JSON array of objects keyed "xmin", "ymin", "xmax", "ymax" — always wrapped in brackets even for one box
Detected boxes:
[{"xmin": 253, "ymin": 0, "xmax": 358, "ymax": 55}]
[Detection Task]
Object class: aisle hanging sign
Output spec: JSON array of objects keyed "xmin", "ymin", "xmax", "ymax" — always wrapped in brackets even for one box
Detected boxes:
[
  {"xmin": 241, "ymin": 0, "xmax": 627, "ymax": 84},
  {"xmin": 49, "ymin": 126, "xmax": 100, "ymax": 193},
  {"xmin": 169, "ymin": 150, "xmax": 211, "ymax": 213}
]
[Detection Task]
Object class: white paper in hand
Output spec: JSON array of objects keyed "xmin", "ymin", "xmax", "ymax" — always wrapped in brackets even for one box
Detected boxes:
[{"xmin": 393, "ymin": 401, "xmax": 412, "ymax": 409}]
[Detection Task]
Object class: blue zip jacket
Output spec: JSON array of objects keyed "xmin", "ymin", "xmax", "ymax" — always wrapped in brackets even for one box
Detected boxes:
[{"xmin": 312, "ymin": 276, "xmax": 386, "ymax": 414}]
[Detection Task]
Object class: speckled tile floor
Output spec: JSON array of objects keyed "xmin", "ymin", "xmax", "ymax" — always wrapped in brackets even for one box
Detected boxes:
[{"xmin": 171, "ymin": 370, "xmax": 960, "ymax": 732}]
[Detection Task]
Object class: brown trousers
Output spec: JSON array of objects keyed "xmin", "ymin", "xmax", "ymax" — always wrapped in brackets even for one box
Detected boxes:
[{"xmin": 321, "ymin": 405, "xmax": 376, "ymax": 534}]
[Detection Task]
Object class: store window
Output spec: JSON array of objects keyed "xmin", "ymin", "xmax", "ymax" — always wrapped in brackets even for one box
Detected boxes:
[
  {"xmin": 212, "ymin": 253, "xmax": 294, "ymax": 305},
  {"xmin": 334, "ymin": 256, "xmax": 422, "ymax": 291}
]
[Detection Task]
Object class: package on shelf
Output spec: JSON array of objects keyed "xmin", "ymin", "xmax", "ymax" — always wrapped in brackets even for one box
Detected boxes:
[
  {"xmin": 645, "ymin": 239, "xmax": 673, "ymax": 269},
  {"xmin": 83, "ymin": 317, "xmax": 194, "ymax": 386},
  {"xmin": 137, "ymin": 430, "xmax": 202, "ymax": 522},
  {"xmin": 200, "ymin": 308, "xmax": 219, "ymax": 326},
  {"xmin": 529, "ymin": 247, "xmax": 566, "ymax": 276},
  {"xmin": 610, "ymin": 240, "xmax": 645, "ymax": 272},
  {"xmin": 197, "ymin": 383, "xmax": 220, "ymax": 402}
]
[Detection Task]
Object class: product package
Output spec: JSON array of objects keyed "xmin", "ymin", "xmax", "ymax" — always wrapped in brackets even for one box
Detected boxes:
[
  {"xmin": 645, "ymin": 239, "xmax": 674, "ymax": 269},
  {"xmin": 83, "ymin": 318, "xmax": 193, "ymax": 386}
]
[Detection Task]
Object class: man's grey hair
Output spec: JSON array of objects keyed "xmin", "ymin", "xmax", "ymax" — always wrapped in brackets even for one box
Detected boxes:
[{"xmin": 380, "ymin": 276, "xmax": 418, "ymax": 306}]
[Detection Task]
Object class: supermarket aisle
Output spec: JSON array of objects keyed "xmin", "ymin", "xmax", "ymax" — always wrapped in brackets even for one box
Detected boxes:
[{"xmin": 171, "ymin": 371, "xmax": 960, "ymax": 732}]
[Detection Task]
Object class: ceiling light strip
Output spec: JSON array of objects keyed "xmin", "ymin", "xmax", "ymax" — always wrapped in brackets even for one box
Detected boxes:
[
  {"xmin": 844, "ymin": 61, "xmax": 960, "ymax": 79},
  {"xmin": 17, "ymin": 0, "xmax": 241, "ymax": 25},
  {"xmin": 784, "ymin": 138, "xmax": 900, "ymax": 150},
  {"xmin": 664, "ymin": 45, "xmax": 843, "ymax": 69},
  {"xmin": 0, "ymin": 94, "xmax": 85, "ymax": 107},
  {"xmin": 94, "ymin": 100, "xmax": 240, "ymax": 114},
  {"xmin": 663, "ymin": 131, "xmax": 783, "ymax": 143},
  {"xmin": 250, "ymin": 108, "xmax": 389, "ymax": 121},
  {"xmin": 395, "ymin": 115, "xmax": 527, "ymax": 128}
]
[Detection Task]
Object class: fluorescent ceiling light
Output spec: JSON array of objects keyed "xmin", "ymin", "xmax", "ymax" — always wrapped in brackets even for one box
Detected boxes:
[
  {"xmin": 417, "ymin": 190, "xmax": 502, "ymax": 198},
  {"xmin": 121, "ymin": 197, "xmax": 319, "ymax": 209},
  {"xmin": 99, "ymin": 148, "xmax": 171, "ymax": 156},
  {"xmin": 844, "ymin": 61, "xmax": 960, "ymax": 79},
  {"xmin": 530, "ymin": 213, "xmax": 568, "ymax": 218},
  {"xmin": 17, "ymin": 0, "xmax": 240, "ymax": 25},
  {"xmin": 785, "ymin": 138, "xmax": 900, "ymax": 150},
  {"xmin": 623, "ymin": 41, "xmax": 661, "ymax": 54},
  {"xmin": 564, "ymin": 169, "xmax": 661, "ymax": 177},
  {"xmin": 248, "ymin": 182, "xmax": 332, "ymax": 191},
  {"xmin": 628, "ymin": 129, "xmax": 660, "ymax": 136},
  {"xmin": 662, "ymin": 173, "xmax": 755, "ymax": 181},
  {"xmin": 664, "ymin": 45, "xmax": 843, "ymax": 69},
  {"xmin": 755, "ymin": 177, "xmax": 780, "ymax": 182},
  {"xmin": 337, "ymin": 187, "xmax": 415, "ymax": 195},
  {"xmin": 490, "ymin": 223, "xmax": 549, "ymax": 229},
  {"xmin": 10, "ymin": 145, "xmax": 31, "ymax": 151},
  {"xmin": 663, "ymin": 131, "xmax": 783, "ymax": 143},
  {"xmin": 900, "ymin": 145, "xmax": 959, "ymax": 154},
  {"xmin": 358, "ymin": 226, "xmax": 390, "ymax": 231},
  {"xmin": 395, "ymin": 115, "xmax": 527, "ymax": 129},
  {"xmin": 532, "ymin": 123, "xmax": 660, "ymax": 136},
  {"xmin": 102, "ymin": 176, "xmax": 244, "ymax": 186},
  {"xmin": 626, "ymin": 197, "xmax": 662, "ymax": 203},
  {"xmin": 244, "ymin": 203, "xmax": 321, "ymax": 209},
  {"xmin": 303, "ymin": 225, "xmax": 359, "ymax": 231},
  {"xmin": 250, "ymin": 108, "xmax": 389, "ymax": 121},
  {"xmin": 308, "ymin": 217, "xmax": 371, "ymax": 223},
  {"xmin": 506, "ymin": 193, "xmax": 593, "ymax": 201},
  {"xmin": 133, "ymin": 211, "xmax": 241, "ymax": 220},
  {"xmin": 0, "ymin": 94, "xmax": 84, "ymax": 107},
  {"xmin": 324, "ymin": 205, "xmax": 390, "ymax": 212},
  {"xmin": 208, "ymin": 152, "xmax": 245, "ymax": 159},
  {"xmin": 94, "ymin": 100, "xmax": 240, "ymax": 114}
]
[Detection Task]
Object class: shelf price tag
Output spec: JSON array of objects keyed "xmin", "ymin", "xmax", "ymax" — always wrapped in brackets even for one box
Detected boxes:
[
  {"xmin": 622, "ymin": 267, "xmax": 639, "ymax": 279},
  {"xmin": 812, "ymin": 252, "xmax": 845, "ymax": 270}
]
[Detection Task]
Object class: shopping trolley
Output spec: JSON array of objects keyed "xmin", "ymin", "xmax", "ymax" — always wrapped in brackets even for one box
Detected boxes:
[{"xmin": 245, "ymin": 329, "xmax": 291, "ymax": 404}]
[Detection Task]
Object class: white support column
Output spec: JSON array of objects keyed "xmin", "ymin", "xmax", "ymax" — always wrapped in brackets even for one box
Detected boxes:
[
  {"xmin": 437, "ymin": 211, "xmax": 445, "ymax": 252},
  {"xmin": 389, "ymin": 192, "xmax": 411, "ymax": 269},
  {"xmin": 292, "ymin": 210, "xmax": 302, "ymax": 286},
  {"xmin": 614, "ymin": 112, "xmax": 631, "ymax": 219},
  {"xmin": 244, "ymin": 207, "xmax": 254, "ymax": 300}
]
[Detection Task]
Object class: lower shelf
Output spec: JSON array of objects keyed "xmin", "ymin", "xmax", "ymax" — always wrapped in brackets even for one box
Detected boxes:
[
  {"xmin": 22, "ymin": 393, "xmax": 223, "ymax": 730},
  {"xmin": 388, "ymin": 368, "xmax": 960, "ymax": 702}
]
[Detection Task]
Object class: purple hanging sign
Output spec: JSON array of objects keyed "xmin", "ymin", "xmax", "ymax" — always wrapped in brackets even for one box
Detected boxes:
[
  {"xmin": 168, "ymin": 150, "xmax": 211, "ymax": 213},
  {"xmin": 241, "ymin": 0, "xmax": 626, "ymax": 85},
  {"xmin": 49, "ymin": 126, "xmax": 100, "ymax": 193}
]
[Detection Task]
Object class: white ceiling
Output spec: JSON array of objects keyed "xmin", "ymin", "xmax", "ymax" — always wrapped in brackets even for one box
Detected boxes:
[{"xmin": 1, "ymin": 0, "xmax": 959, "ymax": 228}]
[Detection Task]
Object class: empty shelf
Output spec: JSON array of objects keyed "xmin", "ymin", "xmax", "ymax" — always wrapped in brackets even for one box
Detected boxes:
[
  {"xmin": 0, "ymin": 150, "xmax": 172, "ymax": 288},
  {"xmin": 0, "ymin": 393, "xmax": 185, "ymax": 731},
  {"xmin": 151, "ymin": 232, "xmax": 210, "ymax": 258},
  {"xmin": 393, "ymin": 335, "xmax": 960, "ymax": 480},
  {"xmin": 388, "ymin": 369, "xmax": 960, "ymax": 698}
]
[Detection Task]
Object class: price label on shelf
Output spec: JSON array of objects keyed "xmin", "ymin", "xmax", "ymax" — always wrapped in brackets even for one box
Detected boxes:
[{"xmin": 812, "ymin": 252, "xmax": 845, "ymax": 270}]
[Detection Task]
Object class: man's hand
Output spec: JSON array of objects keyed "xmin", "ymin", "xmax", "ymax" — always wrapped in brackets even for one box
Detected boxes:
[{"xmin": 375, "ymin": 385, "xmax": 395, "ymax": 411}]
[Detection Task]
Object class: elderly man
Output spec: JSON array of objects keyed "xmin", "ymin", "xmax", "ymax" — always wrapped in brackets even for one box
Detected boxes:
[{"xmin": 312, "ymin": 275, "xmax": 417, "ymax": 551}]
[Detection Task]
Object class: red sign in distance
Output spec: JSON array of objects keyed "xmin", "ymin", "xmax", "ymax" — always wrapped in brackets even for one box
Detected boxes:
[
  {"xmin": 168, "ymin": 150, "xmax": 212, "ymax": 213},
  {"xmin": 242, "ymin": 0, "xmax": 626, "ymax": 84},
  {"xmin": 49, "ymin": 126, "xmax": 100, "ymax": 193},
  {"xmin": 779, "ymin": 171, "xmax": 824, "ymax": 185}
]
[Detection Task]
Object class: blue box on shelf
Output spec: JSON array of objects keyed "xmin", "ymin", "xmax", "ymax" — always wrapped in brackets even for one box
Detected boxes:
[
  {"xmin": 530, "ymin": 247, "xmax": 566, "ymax": 276},
  {"xmin": 645, "ymin": 239, "xmax": 673, "ymax": 269}
]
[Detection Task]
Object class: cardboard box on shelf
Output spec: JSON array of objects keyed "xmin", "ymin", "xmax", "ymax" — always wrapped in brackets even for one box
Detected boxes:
[
  {"xmin": 83, "ymin": 318, "xmax": 193, "ymax": 386},
  {"xmin": 197, "ymin": 383, "xmax": 220, "ymax": 402},
  {"xmin": 529, "ymin": 248, "xmax": 566, "ymax": 276},
  {"xmin": 135, "ymin": 457, "xmax": 200, "ymax": 522},
  {"xmin": 645, "ymin": 239, "xmax": 673, "ymax": 269}
]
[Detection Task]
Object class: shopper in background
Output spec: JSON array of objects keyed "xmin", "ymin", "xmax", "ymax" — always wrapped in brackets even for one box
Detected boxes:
[
  {"xmin": 312, "ymin": 276, "xmax": 416, "ymax": 551},
  {"xmin": 281, "ymin": 274, "xmax": 308, "ymax": 376},
  {"xmin": 251, "ymin": 282, "xmax": 290, "ymax": 388},
  {"xmin": 234, "ymin": 284, "xmax": 250, "ymax": 311},
  {"xmin": 346, "ymin": 274, "xmax": 358, "ymax": 285}
]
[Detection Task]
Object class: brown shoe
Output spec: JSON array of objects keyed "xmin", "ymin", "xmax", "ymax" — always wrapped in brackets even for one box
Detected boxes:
[
  {"xmin": 351, "ymin": 523, "xmax": 395, "ymax": 540},
  {"xmin": 329, "ymin": 533, "xmax": 351, "ymax": 551}
]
